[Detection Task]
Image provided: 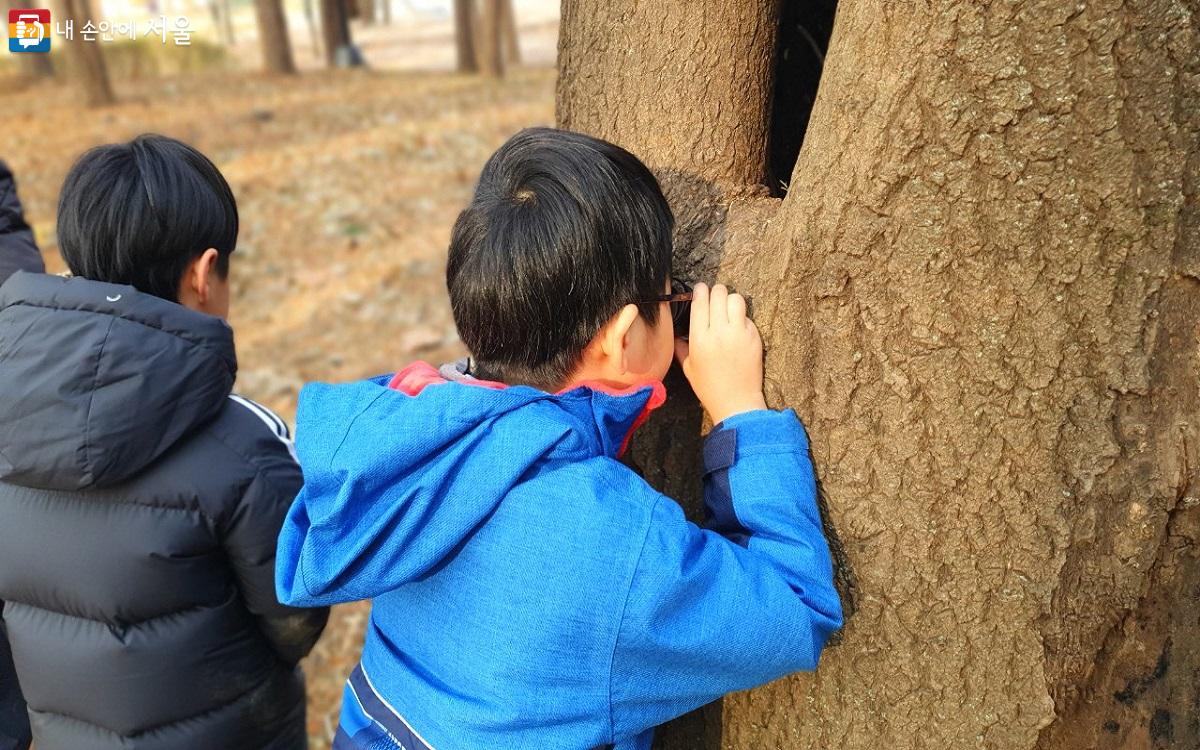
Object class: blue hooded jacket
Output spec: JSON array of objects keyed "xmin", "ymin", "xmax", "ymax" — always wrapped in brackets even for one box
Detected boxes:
[{"xmin": 276, "ymin": 361, "xmax": 842, "ymax": 750}]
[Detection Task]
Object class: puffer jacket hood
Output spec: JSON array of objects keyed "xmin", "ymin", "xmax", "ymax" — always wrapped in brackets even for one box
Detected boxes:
[{"xmin": 0, "ymin": 271, "xmax": 236, "ymax": 490}]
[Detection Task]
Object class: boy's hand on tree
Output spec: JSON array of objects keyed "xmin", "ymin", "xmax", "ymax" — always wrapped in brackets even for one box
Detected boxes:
[{"xmin": 675, "ymin": 282, "xmax": 768, "ymax": 424}]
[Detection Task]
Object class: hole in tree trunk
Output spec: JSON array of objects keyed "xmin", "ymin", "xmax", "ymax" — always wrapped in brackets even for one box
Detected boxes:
[{"xmin": 767, "ymin": 0, "xmax": 837, "ymax": 197}]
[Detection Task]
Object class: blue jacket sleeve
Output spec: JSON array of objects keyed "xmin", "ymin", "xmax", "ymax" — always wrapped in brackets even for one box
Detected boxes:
[
  {"xmin": 0, "ymin": 161, "xmax": 43, "ymax": 289},
  {"xmin": 608, "ymin": 409, "xmax": 843, "ymax": 738}
]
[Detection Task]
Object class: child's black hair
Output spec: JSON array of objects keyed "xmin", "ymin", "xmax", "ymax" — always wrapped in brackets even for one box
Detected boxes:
[
  {"xmin": 447, "ymin": 127, "xmax": 674, "ymax": 390},
  {"xmin": 57, "ymin": 134, "xmax": 238, "ymax": 302}
]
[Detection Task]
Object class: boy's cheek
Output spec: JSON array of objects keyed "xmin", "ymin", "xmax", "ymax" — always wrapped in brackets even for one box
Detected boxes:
[{"xmin": 654, "ymin": 322, "xmax": 676, "ymax": 379}]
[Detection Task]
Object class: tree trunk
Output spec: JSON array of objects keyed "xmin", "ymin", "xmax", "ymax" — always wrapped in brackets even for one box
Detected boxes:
[
  {"xmin": 254, "ymin": 0, "xmax": 296, "ymax": 74},
  {"xmin": 319, "ymin": 0, "xmax": 361, "ymax": 66},
  {"xmin": 477, "ymin": 0, "xmax": 504, "ymax": 78},
  {"xmin": 208, "ymin": 0, "xmax": 235, "ymax": 46},
  {"xmin": 499, "ymin": 0, "xmax": 519, "ymax": 64},
  {"xmin": 452, "ymin": 0, "xmax": 478, "ymax": 73},
  {"xmin": 57, "ymin": 0, "xmax": 114, "ymax": 106},
  {"xmin": 319, "ymin": 0, "xmax": 344, "ymax": 64},
  {"xmin": 304, "ymin": 0, "xmax": 321, "ymax": 58},
  {"xmin": 558, "ymin": 2, "xmax": 1200, "ymax": 750},
  {"xmin": 220, "ymin": 0, "xmax": 236, "ymax": 45}
]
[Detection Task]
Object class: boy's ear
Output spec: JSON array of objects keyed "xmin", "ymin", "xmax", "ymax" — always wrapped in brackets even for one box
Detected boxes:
[
  {"xmin": 180, "ymin": 248, "xmax": 221, "ymax": 306},
  {"xmin": 602, "ymin": 303, "xmax": 642, "ymax": 371},
  {"xmin": 580, "ymin": 304, "xmax": 641, "ymax": 376}
]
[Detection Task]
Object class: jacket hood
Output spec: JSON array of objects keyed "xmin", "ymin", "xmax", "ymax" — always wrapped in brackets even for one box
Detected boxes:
[
  {"xmin": 0, "ymin": 272, "xmax": 237, "ymax": 490},
  {"xmin": 276, "ymin": 361, "xmax": 665, "ymax": 604}
]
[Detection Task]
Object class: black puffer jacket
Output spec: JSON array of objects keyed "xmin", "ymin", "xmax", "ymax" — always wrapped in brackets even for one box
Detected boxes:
[
  {"xmin": 0, "ymin": 161, "xmax": 42, "ymax": 286},
  {"xmin": 0, "ymin": 272, "xmax": 329, "ymax": 750},
  {"xmin": 0, "ymin": 160, "xmax": 40, "ymax": 750}
]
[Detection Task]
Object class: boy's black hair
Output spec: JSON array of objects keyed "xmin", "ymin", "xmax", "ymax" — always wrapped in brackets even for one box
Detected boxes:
[
  {"xmin": 447, "ymin": 127, "xmax": 674, "ymax": 390},
  {"xmin": 57, "ymin": 134, "xmax": 238, "ymax": 302}
]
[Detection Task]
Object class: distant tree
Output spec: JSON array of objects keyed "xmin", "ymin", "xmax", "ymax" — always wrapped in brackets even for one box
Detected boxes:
[
  {"xmin": 361, "ymin": 0, "xmax": 378, "ymax": 24},
  {"xmin": 452, "ymin": 0, "xmax": 478, "ymax": 73},
  {"xmin": 57, "ymin": 0, "xmax": 114, "ymax": 106},
  {"xmin": 477, "ymin": 0, "xmax": 503, "ymax": 78},
  {"xmin": 207, "ymin": 0, "xmax": 235, "ymax": 45},
  {"xmin": 220, "ymin": 0, "xmax": 236, "ymax": 44},
  {"xmin": 253, "ymin": 0, "xmax": 296, "ymax": 74},
  {"xmin": 319, "ymin": 0, "xmax": 363, "ymax": 66},
  {"xmin": 303, "ymin": 0, "xmax": 321, "ymax": 57},
  {"xmin": 499, "ymin": 0, "xmax": 518, "ymax": 65}
]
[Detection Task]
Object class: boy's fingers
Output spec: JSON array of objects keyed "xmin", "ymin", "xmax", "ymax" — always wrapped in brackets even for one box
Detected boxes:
[
  {"xmin": 746, "ymin": 316, "xmax": 761, "ymax": 342},
  {"xmin": 709, "ymin": 284, "xmax": 729, "ymax": 325},
  {"xmin": 690, "ymin": 282, "xmax": 709, "ymax": 335},
  {"xmin": 727, "ymin": 292, "xmax": 746, "ymax": 324}
]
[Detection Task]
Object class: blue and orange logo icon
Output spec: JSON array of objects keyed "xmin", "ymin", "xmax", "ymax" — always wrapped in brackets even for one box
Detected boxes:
[{"xmin": 8, "ymin": 9, "xmax": 50, "ymax": 53}]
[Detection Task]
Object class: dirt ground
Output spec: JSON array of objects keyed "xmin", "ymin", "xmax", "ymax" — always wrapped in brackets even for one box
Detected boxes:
[{"xmin": 0, "ymin": 63, "xmax": 555, "ymax": 748}]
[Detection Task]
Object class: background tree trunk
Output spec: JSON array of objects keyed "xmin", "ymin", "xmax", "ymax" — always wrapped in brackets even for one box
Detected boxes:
[
  {"xmin": 57, "ymin": 0, "xmax": 114, "ymax": 106},
  {"xmin": 477, "ymin": 0, "xmax": 504, "ymax": 78},
  {"xmin": 208, "ymin": 0, "xmax": 235, "ymax": 46},
  {"xmin": 500, "ymin": 0, "xmax": 519, "ymax": 65},
  {"xmin": 452, "ymin": 0, "xmax": 479, "ymax": 72},
  {"xmin": 558, "ymin": 1, "xmax": 1200, "ymax": 749},
  {"xmin": 304, "ymin": 0, "xmax": 322, "ymax": 58},
  {"xmin": 220, "ymin": 0, "xmax": 236, "ymax": 45},
  {"xmin": 254, "ymin": 0, "xmax": 296, "ymax": 74},
  {"xmin": 319, "ymin": 0, "xmax": 360, "ymax": 67}
]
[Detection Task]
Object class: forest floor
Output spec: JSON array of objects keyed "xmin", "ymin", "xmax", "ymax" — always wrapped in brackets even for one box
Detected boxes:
[{"xmin": 0, "ymin": 64, "xmax": 556, "ymax": 748}]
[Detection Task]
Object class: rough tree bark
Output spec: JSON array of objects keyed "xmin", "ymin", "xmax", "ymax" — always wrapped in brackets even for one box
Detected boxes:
[
  {"xmin": 254, "ymin": 0, "xmax": 296, "ymax": 74},
  {"xmin": 56, "ymin": 0, "xmax": 114, "ymax": 106},
  {"xmin": 452, "ymin": 0, "xmax": 479, "ymax": 73},
  {"xmin": 558, "ymin": 1, "xmax": 1200, "ymax": 749}
]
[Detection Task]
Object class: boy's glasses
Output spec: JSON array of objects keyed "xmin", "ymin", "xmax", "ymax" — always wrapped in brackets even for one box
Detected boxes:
[{"xmin": 638, "ymin": 280, "xmax": 693, "ymax": 338}]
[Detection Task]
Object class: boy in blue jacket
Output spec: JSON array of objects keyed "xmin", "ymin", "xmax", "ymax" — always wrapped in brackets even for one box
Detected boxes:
[{"xmin": 276, "ymin": 127, "xmax": 843, "ymax": 750}]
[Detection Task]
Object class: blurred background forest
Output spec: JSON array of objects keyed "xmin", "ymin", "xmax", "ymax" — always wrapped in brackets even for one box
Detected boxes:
[{"xmin": 2, "ymin": 2, "xmax": 557, "ymax": 745}]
